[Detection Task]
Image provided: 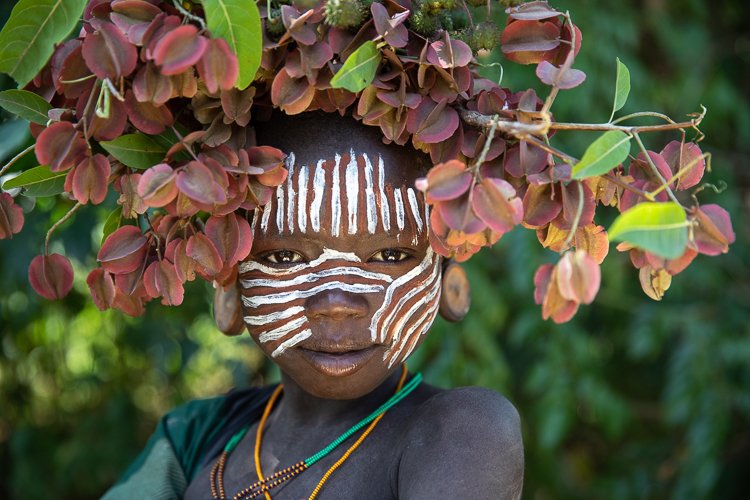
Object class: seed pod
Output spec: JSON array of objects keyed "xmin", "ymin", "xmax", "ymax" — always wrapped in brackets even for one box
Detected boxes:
[
  {"xmin": 449, "ymin": 8, "xmax": 469, "ymax": 31},
  {"xmin": 265, "ymin": 8, "xmax": 285, "ymax": 37},
  {"xmin": 473, "ymin": 21, "xmax": 502, "ymax": 51},
  {"xmin": 410, "ymin": 9, "xmax": 441, "ymax": 36},
  {"xmin": 324, "ymin": 0, "xmax": 367, "ymax": 30}
]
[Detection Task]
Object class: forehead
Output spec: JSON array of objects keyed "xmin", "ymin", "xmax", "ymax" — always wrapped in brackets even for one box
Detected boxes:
[{"xmin": 251, "ymin": 149, "xmax": 429, "ymax": 246}]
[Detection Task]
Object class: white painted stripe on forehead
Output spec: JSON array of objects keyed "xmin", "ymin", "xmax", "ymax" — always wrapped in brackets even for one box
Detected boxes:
[
  {"xmin": 310, "ymin": 160, "xmax": 325, "ymax": 233},
  {"xmin": 250, "ymin": 207, "xmax": 259, "ymax": 236},
  {"xmin": 258, "ymin": 316, "xmax": 308, "ymax": 343},
  {"xmin": 275, "ymin": 185, "xmax": 285, "ymax": 233},
  {"xmin": 241, "ymin": 266, "xmax": 392, "ymax": 289},
  {"xmin": 394, "ymin": 187, "xmax": 405, "ymax": 231},
  {"xmin": 331, "ymin": 154, "xmax": 342, "ymax": 237},
  {"xmin": 407, "ymin": 188, "xmax": 423, "ymax": 233},
  {"xmin": 272, "ymin": 329, "xmax": 312, "ymax": 358},
  {"xmin": 286, "ymin": 153, "xmax": 296, "ymax": 234},
  {"xmin": 369, "ymin": 247, "xmax": 435, "ymax": 341},
  {"xmin": 376, "ymin": 155, "xmax": 391, "ymax": 232},
  {"xmin": 346, "ymin": 151, "xmax": 359, "ymax": 235},
  {"xmin": 363, "ymin": 153, "xmax": 377, "ymax": 234},
  {"xmin": 260, "ymin": 199, "xmax": 272, "ymax": 232},
  {"xmin": 239, "ymin": 247, "xmax": 361, "ymax": 276},
  {"xmin": 297, "ymin": 164, "xmax": 308, "ymax": 233},
  {"xmin": 242, "ymin": 282, "xmax": 384, "ymax": 307},
  {"xmin": 243, "ymin": 306, "xmax": 305, "ymax": 325}
]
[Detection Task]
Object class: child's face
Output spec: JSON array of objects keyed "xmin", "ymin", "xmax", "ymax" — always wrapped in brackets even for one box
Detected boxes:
[{"xmin": 239, "ymin": 148, "xmax": 440, "ymax": 399}]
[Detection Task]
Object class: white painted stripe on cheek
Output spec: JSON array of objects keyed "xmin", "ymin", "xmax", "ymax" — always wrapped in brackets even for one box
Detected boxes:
[
  {"xmin": 394, "ymin": 187, "xmax": 405, "ymax": 231},
  {"xmin": 272, "ymin": 329, "xmax": 312, "ymax": 358},
  {"xmin": 286, "ymin": 153, "xmax": 296, "ymax": 234},
  {"xmin": 331, "ymin": 154, "xmax": 341, "ymax": 237},
  {"xmin": 241, "ymin": 266, "xmax": 392, "ymax": 289},
  {"xmin": 258, "ymin": 316, "xmax": 308, "ymax": 343},
  {"xmin": 275, "ymin": 185, "xmax": 285, "ymax": 233},
  {"xmin": 363, "ymin": 153, "xmax": 377, "ymax": 234},
  {"xmin": 346, "ymin": 151, "xmax": 359, "ymax": 235},
  {"xmin": 297, "ymin": 165, "xmax": 308, "ymax": 233},
  {"xmin": 311, "ymin": 160, "xmax": 325, "ymax": 233},
  {"xmin": 377, "ymin": 155, "xmax": 391, "ymax": 232},
  {"xmin": 382, "ymin": 257, "xmax": 440, "ymax": 342},
  {"xmin": 242, "ymin": 282, "xmax": 383, "ymax": 307},
  {"xmin": 407, "ymin": 188, "xmax": 423, "ymax": 233},
  {"xmin": 387, "ymin": 300, "xmax": 439, "ymax": 368},
  {"xmin": 243, "ymin": 306, "xmax": 305, "ymax": 325}
]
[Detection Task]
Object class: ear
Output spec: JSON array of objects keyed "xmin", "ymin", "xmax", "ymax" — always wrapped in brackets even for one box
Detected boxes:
[
  {"xmin": 439, "ymin": 259, "xmax": 471, "ymax": 322},
  {"xmin": 213, "ymin": 275, "xmax": 246, "ymax": 336}
]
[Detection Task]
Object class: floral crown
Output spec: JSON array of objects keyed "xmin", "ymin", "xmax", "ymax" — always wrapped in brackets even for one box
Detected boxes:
[{"xmin": 0, "ymin": 0, "xmax": 734, "ymax": 325}]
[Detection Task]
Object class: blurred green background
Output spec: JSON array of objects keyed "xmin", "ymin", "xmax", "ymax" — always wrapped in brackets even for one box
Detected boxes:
[{"xmin": 1, "ymin": 0, "xmax": 748, "ymax": 498}]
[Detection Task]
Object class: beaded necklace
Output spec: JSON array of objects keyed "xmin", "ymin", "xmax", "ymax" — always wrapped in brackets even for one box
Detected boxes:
[{"xmin": 210, "ymin": 365, "xmax": 420, "ymax": 500}]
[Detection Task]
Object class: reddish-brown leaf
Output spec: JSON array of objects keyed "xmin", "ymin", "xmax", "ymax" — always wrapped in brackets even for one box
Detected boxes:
[
  {"xmin": 133, "ymin": 62, "xmax": 174, "ymax": 104},
  {"xmin": 197, "ymin": 38, "xmax": 239, "ymax": 93},
  {"xmin": 371, "ymin": 3, "xmax": 408, "ymax": 48},
  {"xmin": 506, "ymin": 1, "xmax": 560, "ymax": 20},
  {"xmin": 152, "ymin": 24, "xmax": 208, "ymax": 75},
  {"xmin": 419, "ymin": 160, "xmax": 472, "ymax": 202},
  {"xmin": 67, "ymin": 154, "xmax": 111, "ymax": 205},
  {"xmin": 205, "ymin": 214, "xmax": 240, "ymax": 266},
  {"xmin": 522, "ymin": 183, "xmax": 561, "ymax": 228},
  {"xmin": 472, "ymin": 178, "xmax": 524, "ymax": 234},
  {"xmin": 186, "ymin": 232, "xmax": 223, "ymax": 278},
  {"xmin": 175, "ymin": 161, "xmax": 227, "ymax": 206},
  {"xmin": 125, "ymin": 89, "xmax": 173, "ymax": 134},
  {"xmin": 112, "ymin": 289, "xmax": 145, "ymax": 316},
  {"xmin": 35, "ymin": 122, "xmax": 89, "ymax": 172},
  {"xmin": 555, "ymin": 250, "xmax": 600, "ymax": 304},
  {"xmin": 660, "ymin": 140, "xmax": 705, "ymax": 191},
  {"xmin": 98, "ymin": 225, "xmax": 148, "ymax": 274},
  {"xmin": 426, "ymin": 34, "xmax": 472, "ymax": 69},
  {"xmin": 137, "ymin": 163, "xmax": 178, "ymax": 207},
  {"xmin": 82, "ymin": 19, "xmax": 138, "ymax": 79},
  {"xmin": 28, "ymin": 253, "xmax": 74, "ymax": 300},
  {"xmin": 691, "ymin": 204, "xmax": 735, "ymax": 256},
  {"xmin": 143, "ymin": 260, "xmax": 184, "ymax": 305},
  {"xmin": 501, "ymin": 20, "xmax": 560, "ymax": 64},
  {"xmin": 271, "ymin": 68, "xmax": 316, "ymax": 115},
  {"xmin": 0, "ymin": 192, "xmax": 24, "ymax": 239},
  {"xmin": 86, "ymin": 267, "xmax": 116, "ymax": 310},
  {"xmin": 406, "ymin": 98, "xmax": 459, "ymax": 144},
  {"xmin": 170, "ymin": 238, "xmax": 196, "ymax": 282},
  {"xmin": 116, "ymin": 174, "xmax": 148, "ymax": 217},
  {"xmin": 536, "ymin": 60, "xmax": 586, "ymax": 89}
]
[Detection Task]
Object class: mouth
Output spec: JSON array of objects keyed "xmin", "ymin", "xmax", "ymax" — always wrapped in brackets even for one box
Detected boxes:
[{"xmin": 297, "ymin": 344, "xmax": 381, "ymax": 377}]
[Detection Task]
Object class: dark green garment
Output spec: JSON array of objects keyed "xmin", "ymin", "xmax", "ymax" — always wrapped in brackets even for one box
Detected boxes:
[{"xmin": 103, "ymin": 387, "xmax": 275, "ymax": 500}]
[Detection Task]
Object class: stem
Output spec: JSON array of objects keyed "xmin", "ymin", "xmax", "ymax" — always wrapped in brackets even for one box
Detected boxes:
[
  {"xmin": 603, "ymin": 172, "xmax": 654, "ymax": 200},
  {"xmin": 173, "ymin": 0, "xmax": 206, "ymax": 30},
  {"xmin": 611, "ymin": 111, "xmax": 676, "ymax": 125},
  {"xmin": 523, "ymin": 135, "xmax": 576, "ymax": 165},
  {"xmin": 471, "ymin": 115, "xmax": 499, "ymax": 175},
  {"xmin": 143, "ymin": 211, "xmax": 162, "ymax": 260},
  {"xmin": 632, "ymin": 132, "xmax": 682, "ymax": 207},
  {"xmin": 0, "ymin": 144, "xmax": 35, "ymax": 177},
  {"xmin": 80, "ymin": 79, "xmax": 100, "ymax": 141},
  {"xmin": 549, "ymin": 119, "xmax": 701, "ymax": 133},
  {"xmin": 59, "ymin": 73, "xmax": 96, "ymax": 84},
  {"xmin": 562, "ymin": 181, "xmax": 584, "ymax": 250},
  {"xmin": 45, "ymin": 202, "xmax": 83, "ymax": 255},
  {"xmin": 541, "ymin": 11, "xmax": 575, "ymax": 116},
  {"xmin": 170, "ymin": 126, "xmax": 200, "ymax": 162},
  {"xmin": 649, "ymin": 152, "xmax": 711, "ymax": 198}
]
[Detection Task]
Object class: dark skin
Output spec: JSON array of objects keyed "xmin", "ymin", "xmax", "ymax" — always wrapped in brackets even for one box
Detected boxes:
[{"xmin": 185, "ymin": 113, "xmax": 524, "ymax": 499}]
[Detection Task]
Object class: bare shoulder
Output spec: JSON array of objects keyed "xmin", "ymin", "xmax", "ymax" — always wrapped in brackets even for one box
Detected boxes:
[{"xmin": 397, "ymin": 386, "xmax": 524, "ymax": 500}]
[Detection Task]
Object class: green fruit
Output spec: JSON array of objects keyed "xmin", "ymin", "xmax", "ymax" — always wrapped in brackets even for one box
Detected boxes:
[
  {"xmin": 324, "ymin": 0, "xmax": 367, "ymax": 30},
  {"xmin": 410, "ymin": 9, "xmax": 441, "ymax": 36},
  {"xmin": 449, "ymin": 8, "xmax": 469, "ymax": 31},
  {"xmin": 473, "ymin": 21, "xmax": 501, "ymax": 51}
]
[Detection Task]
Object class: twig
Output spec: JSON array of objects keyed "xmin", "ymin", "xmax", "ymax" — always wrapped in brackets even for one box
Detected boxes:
[
  {"xmin": 173, "ymin": 0, "xmax": 206, "ymax": 30},
  {"xmin": 45, "ymin": 202, "xmax": 83, "ymax": 254},
  {"xmin": 603, "ymin": 172, "xmax": 654, "ymax": 200},
  {"xmin": 523, "ymin": 135, "xmax": 576, "ymax": 165},
  {"xmin": 611, "ymin": 111, "xmax": 676, "ymax": 125},
  {"xmin": 0, "ymin": 144, "xmax": 35, "ymax": 177},
  {"xmin": 632, "ymin": 132, "xmax": 683, "ymax": 207},
  {"xmin": 471, "ymin": 115, "xmax": 500, "ymax": 174}
]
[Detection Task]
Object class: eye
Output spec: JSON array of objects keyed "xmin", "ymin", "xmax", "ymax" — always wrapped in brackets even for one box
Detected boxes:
[
  {"xmin": 369, "ymin": 249, "xmax": 411, "ymax": 263},
  {"xmin": 261, "ymin": 250, "xmax": 305, "ymax": 264}
]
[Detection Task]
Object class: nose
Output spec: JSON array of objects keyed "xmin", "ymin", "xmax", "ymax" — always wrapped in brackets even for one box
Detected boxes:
[{"xmin": 305, "ymin": 289, "xmax": 369, "ymax": 321}]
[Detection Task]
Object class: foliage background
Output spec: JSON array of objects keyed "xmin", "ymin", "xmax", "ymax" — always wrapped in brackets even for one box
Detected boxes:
[{"xmin": 0, "ymin": 0, "xmax": 748, "ymax": 498}]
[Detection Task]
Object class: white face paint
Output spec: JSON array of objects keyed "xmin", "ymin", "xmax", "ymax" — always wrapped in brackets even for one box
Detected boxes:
[{"xmin": 240, "ymin": 151, "xmax": 439, "ymax": 366}]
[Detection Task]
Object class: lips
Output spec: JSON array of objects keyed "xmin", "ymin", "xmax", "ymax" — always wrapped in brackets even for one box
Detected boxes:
[{"xmin": 297, "ymin": 343, "xmax": 381, "ymax": 377}]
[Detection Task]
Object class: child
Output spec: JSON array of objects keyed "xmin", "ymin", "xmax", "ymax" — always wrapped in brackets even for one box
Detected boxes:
[{"xmin": 104, "ymin": 111, "xmax": 524, "ymax": 500}]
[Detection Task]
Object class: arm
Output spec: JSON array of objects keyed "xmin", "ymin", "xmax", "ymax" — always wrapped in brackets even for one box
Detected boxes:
[{"xmin": 397, "ymin": 387, "xmax": 524, "ymax": 500}]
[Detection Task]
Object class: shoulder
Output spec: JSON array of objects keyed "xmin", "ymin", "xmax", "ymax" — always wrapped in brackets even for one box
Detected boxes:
[{"xmin": 397, "ymin": 386, "xmax": 524, "ymax": 500}]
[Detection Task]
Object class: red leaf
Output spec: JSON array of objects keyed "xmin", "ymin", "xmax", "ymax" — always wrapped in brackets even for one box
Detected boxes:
[
  {"xmin": 691, "ymin": 204, "xmax": 735, "ymax": 256},
  {"xmin": 57, "ymin": 44, "xmax": 91, "ymax": 99},
  {"xmin": 522, "ymin": 183, "xmax": 561, "ymax": 228},
  {"xmin": 533, "ymin": 263, "xmax": 553, "ymax": 305},
  {"xmin": 536, "ymin": 60, "xmax": 586, "ymax": 89},
  {"xmin": 170, "ymin": 238, "xmax": 196, "ymax": 282},
  {"xmin": 555, "ymin": 250, "xmax": 600, "ymax": 304},
  {"xmin": 82, "ymin": 19, "xmax": 138, "ymax": 79},
  {"xmin": 112, "ymin": 289, "xmax": 145, "ymax": 316},
  {"xmin": 406, "ymin": 98, "xmax": 459, "ymax": 144},
  {"xmin": 506, "ymin": 1, "xmax": 560, "ymax": 20},
  {"xmin": 472, "ymin": 178, "xmax": 524, "ymax": 234},
  {"xmin": 281, "ymin": 6, "xmax": 317, "ymax": 46},
  {"xmin": 270, "ymin": 68, "xmax": 316, "ymax": 115},
  {"xmin": 371, "ymin": 3, "xmax": 408, "ymax": 48},
  {"xmin": 152, "ymin": 25, "xmax": 208, "ymax": 75},
  {"xmin": 501, "ymin": 20, "xmax": 560, "ymax": 64},
  {"xmin": 86, "ymin": 268, "xmax": 116, "ymax": 310},
  {"xmin": 420, "ymin": 160, "xmax": 472, "ymax": 202},
  {"xmin": 133, "ymin": 62, "xmax": 174, "ymax": 104},
  {"xmin": 186, "ymin": 232, "xmax": 223, "ymax": 278},
  {"xmin": 660, "ymin": 141, "xmax": 705, "ymax": 191},
  {"xmin": 35, "ymin": 122, "xmax": 89, "ymax": 172},
  {"xmin": 137, "ymin": 163, "xmax": 178, "ymax": 207},
  {"xmin": 427, "ymin": 35, "xmax": 472, "ymax": 69},
  {"xmin": 116, "ymin": 174, "xmax": 148, "ymax": 217},
  {"xmin": 176, "ymin": 160, "xmax": 227, "ymax": 205},
  {"xmin": 437, "ymin": 194, "xmax": 486, "ymax": 234},
  {"xmin": 68, "ymin": 154, "xmax": 111, "ymax": 205},
  {"xmin": 143, "ymin": 260, "xmax": 184, "ymax": 305},
  {"xmin": 125, "ymin": 89, "xmax": 173, "ymax": 134},
  {"xmin": 197, "ymin": 37, "xmax": 239, "ymax": 93},
  {"xmin": 0, "ymin": 192, "xmax": 24, "ymax": 239},
  {"xmin": 98, "ymin": 225, "xmax": 148, "ymax": 274},
  {"xmin": 559, "ymin": 181, "xmax": 594, "ymax": 229},
  {"xmin": 28, "ymin": 254, "xmax": 74, "ymax": 300},
  {"xmin": 205, "ymin": 214, "xmax": 240, "ymax": 266}
]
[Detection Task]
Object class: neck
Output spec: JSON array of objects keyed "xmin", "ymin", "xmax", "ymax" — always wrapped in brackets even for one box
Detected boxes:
[{"xmin": 273, "ymin": 367, "xmax": 404, "ymax": 428}]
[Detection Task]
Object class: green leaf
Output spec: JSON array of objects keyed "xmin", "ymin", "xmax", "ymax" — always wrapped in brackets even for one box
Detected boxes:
[
  {"xmin": 101, "ymin": 207, "xmax": 123, "ymax": 245},
  {"xmin": 0, "ymin": 90, "xmax": 52, "ymax": 124},
  {"xmin": 200, "ymin": 0, "xmax": 262, "ymax": 90},
  {"xmin": 571, "ymin": 130, "xmax": 631, "ymax": 179},
  {"xmin": 100, "ymin": 134, "xmax": 167, "ymax": 170},
  {"xmin": 608, "ymin": 202, "xmax": 688, "ymax": 259},
  {"xmin": 609, "ymin": 58, "xmax": 630, "ymax": 122},
  {"xmin": 0, "ymin": 0, "xmax": 88, "ymax": 87},
  {"xmin": 2, "ymin": 165, "xmax": 67, "ymax": 197},
  {"xmin": 330, "ymin": 41, "xmax": 380, "ymax": 93}
]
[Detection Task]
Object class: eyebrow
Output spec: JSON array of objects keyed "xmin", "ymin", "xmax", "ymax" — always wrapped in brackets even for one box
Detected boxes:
[{"xmin": 252, "ymin": 150, "xmax": 429, "ymax": 244}]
